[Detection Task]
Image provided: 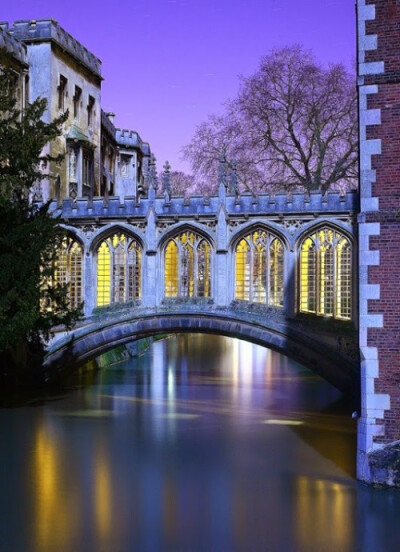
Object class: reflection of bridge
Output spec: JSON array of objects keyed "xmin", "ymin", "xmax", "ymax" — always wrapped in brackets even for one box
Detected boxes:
[
  {"xmin": 46, "ymin": 181, "xmax": 359, "ymax": 397},
  {"xmin": 46, "ymin": 304, "xmax": 359, "ymax": 397}
]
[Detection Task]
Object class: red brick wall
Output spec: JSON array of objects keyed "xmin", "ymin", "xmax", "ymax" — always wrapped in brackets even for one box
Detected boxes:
[{"xmin": 363, "ymin": 0, "xmax": 400, "ymax": 443}]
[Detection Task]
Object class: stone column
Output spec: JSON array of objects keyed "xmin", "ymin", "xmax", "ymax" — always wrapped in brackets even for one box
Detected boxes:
[
  {"xmin": 84, "ymin": 249, "xmax": 95, "ymax": 316},
  {"xmin": 284, "ymin": 248, "xmax": 296, "ymax": 317},
  {"xmin": 142, "ymin": 208, "xmax": 157, "ymax": 307},
  {"xmin": 215, "ymin": 206, "xmax": 229, "ymax": 306}
]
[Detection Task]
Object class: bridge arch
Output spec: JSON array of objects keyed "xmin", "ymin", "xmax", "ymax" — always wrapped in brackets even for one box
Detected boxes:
[{"xmin": 45, "ymin": 310, "xmax": 359, "ymax": 398}]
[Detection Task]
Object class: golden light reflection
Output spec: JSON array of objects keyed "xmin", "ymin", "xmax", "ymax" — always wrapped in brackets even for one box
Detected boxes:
[
  {"xmin": 262, "ymin": 419, "xmax": 304, "ymax": 426},
  {"xmin": 295, "ymin": 476, "xmax": 354, "ymax": 551},
  {"xmin": 33, "ymin": 422, "xmax": 76, "ymax": 551},
  {"xmin": 94, "ymin": 447, "xmax": 112, "ymax": 541}
]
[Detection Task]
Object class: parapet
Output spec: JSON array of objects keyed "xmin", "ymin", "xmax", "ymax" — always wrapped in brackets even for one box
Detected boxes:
[
  {"xmin": 116, "ymin": 128, "xmax": 151, "ymax": 156},
  {"xmin": 101, "ymin": 109, "xmax": 116, "ymax": 140},
  {"xmin": 0, "ymin": 24, "xmax": 28, "ymax": 67},
  {"xmin": 7, "ymin": 19, "xmax": 102, "ymax": 78},
  {"xmin": 51, "ymin": 190, "xmax": 359, "ymax": 220}
]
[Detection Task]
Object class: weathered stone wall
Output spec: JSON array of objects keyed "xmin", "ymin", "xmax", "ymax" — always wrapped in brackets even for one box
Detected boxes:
[
  {"xmin": 0, "ymin": 24, "xmax": 28, "ymax": 113},
  {"xmin": 7, "ymin": 19, "xmax": 102, "ymax": 202}
]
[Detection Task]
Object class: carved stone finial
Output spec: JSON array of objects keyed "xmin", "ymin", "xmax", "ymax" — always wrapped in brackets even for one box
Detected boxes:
[
  {"xmin": 162, "ymin": 160, "xmax": 172, "ymax": 198},
  {"xmin": 229, "ymin": 160, "xmax": 239, "ymax": 197},
  {"xmin": 148, "ymin": 154, "xmax": 158, "ymax": 191},
  {"xmin": 218, "ymin": 147, "xmax": 227, "ymax": 188}
]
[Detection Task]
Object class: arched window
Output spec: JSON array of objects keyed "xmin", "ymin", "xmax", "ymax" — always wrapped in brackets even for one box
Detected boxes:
[
  {"xmin": 55, "ymin": 236, "xmax": 83, "ymax": 309},
  {"xmin": 234, "ymin": 229, "xmax": 284, "ymax": 306},
  {"xmin": 300, "ymin": 227, "xmax": 352, "ymax": 320},
  {"xmin": 96, "ymin": 233, "xmax": 141, "ymax": 307},
  {"xmin": 164, "ymin": 230, "xmax": 211, "ymax": 298}
]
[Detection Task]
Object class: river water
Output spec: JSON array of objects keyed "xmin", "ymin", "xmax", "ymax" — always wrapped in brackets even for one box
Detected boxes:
[{"xmin": 1, "ymin": 334, "xmax": 400, "ymax": 552}]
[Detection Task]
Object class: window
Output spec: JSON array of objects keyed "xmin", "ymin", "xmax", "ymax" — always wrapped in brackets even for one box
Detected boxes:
[
  {"xmin": 87, "ymin": 95, "xmax": 95, "ymax": 126},
  {"xmin": 299, "ymin": 227, "xmax": 352, "ymax": 320},
  {"xmin": 164, "ymin": 230, "xmax": 211, "ymax": 298},
  {"xmin": 58, "ymin": 75, "xmax": 67, "ymax": 112},
  {"xmin": 55, "ymin": 237, "xmax": 83, "ymax": 309},
  {"xmin": 234, "ymin": 229, "xmax": 284, "ymax": 306},
  {"xmin": 73, "ymin": 85, "xmax": 82, "ymax": 118},
  {"xmin": 96, "ymin": 233, "xmax": 141, "ymax": 307},
  {"xmin": 82, "ymin": 149, "xmax": 93, "ymax": 197}
]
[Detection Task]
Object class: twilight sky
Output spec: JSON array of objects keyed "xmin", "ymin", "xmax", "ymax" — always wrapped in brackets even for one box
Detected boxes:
[{"xmin": 1, "ymin": 0, "xmax": 355, "ymax": 173}]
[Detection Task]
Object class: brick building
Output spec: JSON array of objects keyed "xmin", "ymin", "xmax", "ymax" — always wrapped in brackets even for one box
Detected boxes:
[{"xmin": 357, "ymin": 0, "xmax": 400, "ymax": 483}]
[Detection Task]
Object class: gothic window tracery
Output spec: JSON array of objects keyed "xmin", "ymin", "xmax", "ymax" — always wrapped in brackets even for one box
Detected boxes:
[
  {"xmin": 164, "ymin": 231, "xmax": 211, "ymax": 298},
  {"xmin": 299, "ymin": 227, "xmax": 352, "ymax": 320},
  {"xmin": 234, "ymin": 229, "xmax": 284, "ymax": 306},
  {"xmin": 96, "ymin": 233, "xmax": 142, "ymax": 307},
  {"xmin": 55, "ymin": 236, "xmax": 83, "ymax": 309}
]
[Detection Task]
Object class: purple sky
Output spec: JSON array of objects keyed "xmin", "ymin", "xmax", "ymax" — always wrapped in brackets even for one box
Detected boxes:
[{"xmin": 1, "ymin": 0, "xmax": 356, "ymax": 173}]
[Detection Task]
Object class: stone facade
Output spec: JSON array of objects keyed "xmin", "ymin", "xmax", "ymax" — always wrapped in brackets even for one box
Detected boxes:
[
  {"xmin": 0, "ymin": 24, "xmax": 28, "ymax": 112},
  {"xmin": 0, "ymin": 19, "xmax": 151, "ymax": 203},
  {"xmin": 357, "ymin": 0, "xmax": 400, "ymax": 484},
  {"xmin": 51, "ymin": 184, "xmax": 358, "ymax": 328}
]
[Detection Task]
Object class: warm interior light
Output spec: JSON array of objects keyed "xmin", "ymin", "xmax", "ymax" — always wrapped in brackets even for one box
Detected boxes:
[
  {"xmin": 164, "ymin": 231, "xmax": 211, "ymax": 298},
  {"xmin": 300, "ymin": 228, "xmax": 351, "ymax": 320},
  {"xmin": 97, "ymin": 233, "xmax": 141, "ymax": 306},
  {"xmin": 234, "ymin": 229, "xmax": 283, "ymax": 306}
]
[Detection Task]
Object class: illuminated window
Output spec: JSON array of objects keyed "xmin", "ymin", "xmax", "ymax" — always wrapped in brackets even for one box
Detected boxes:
[
  {"xmin": 234, "ymin": 229, "xmax": 284, "ymax": 306},
  {"xmin": 96, "ymin": 233, "xmax": 141, "ymax": 306},
  {"xmin": 299, "ymin": 228, "xmax": 352, "ymax": 320},
  {"xmin": 164, "ymin": 230, "xmax": 211, "ymax": 298},
  {"xmin": 55, "ymin": 236, "xmax": 83, "ymax": 308}
]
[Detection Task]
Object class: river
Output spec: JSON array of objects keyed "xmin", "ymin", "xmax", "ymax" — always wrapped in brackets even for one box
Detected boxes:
[{"xmin": 1, "ymin": 334, "xmax": 400, "ymax": 552}]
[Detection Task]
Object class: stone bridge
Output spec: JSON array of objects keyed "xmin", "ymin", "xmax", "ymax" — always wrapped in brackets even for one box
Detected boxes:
[
  {"xmin": 45, "ymin": 303, "xmax": 360, "ymax": 399},
  {"xmin": 44, "ymin": 179, "xmax": 359, "ymax": 400}
]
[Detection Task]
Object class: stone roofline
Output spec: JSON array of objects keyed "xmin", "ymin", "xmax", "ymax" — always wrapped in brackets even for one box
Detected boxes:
[
  {"xmin": 116, "ymin": 128, "xmax": 151, "ymax": 156},
  {"xmin": 0, "ymin": 24, "xmax": 28, "ymax": 67},
  {"xmin": 101, "ymin": 109, "xmax": 116, "ymax": 140},
  {"xmin": 50, "ymin": 190, "xmax": 358, "ymax": 219},
  {"xmin": 4, "ymin": 19, "xmax": 102, "ymax": 78}
]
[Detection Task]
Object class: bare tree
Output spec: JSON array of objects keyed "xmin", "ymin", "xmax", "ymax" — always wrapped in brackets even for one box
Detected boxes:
[
  {"xmin": 183, "ymin": 46, "xmax": 357, "ymax": 194},
  {"xmin": 158, "ymin": 168, "xmax": 196, "ymax": 196}
]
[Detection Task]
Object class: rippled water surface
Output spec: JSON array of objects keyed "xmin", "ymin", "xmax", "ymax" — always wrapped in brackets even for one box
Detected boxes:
[{"xmin": 1, "ymin": 334, "xmax": 400, "ymax": 552}]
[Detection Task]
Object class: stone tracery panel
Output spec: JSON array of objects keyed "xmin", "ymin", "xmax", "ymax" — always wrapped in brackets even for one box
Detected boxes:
[
  {"xmin": 96, "ymin": 232, "xmax": 142, "ymax": 307},
  {"xmin": 234, "ymin": 228, "xmax": 284, "ymax": 307},
  {"xmin": 299, "ymin": 227, "xmax": 352, "ymax": 320},
  {"xmin": 164, "ymin": 230, "xmax": 212, "ymax": 298},
  {"xmin": 55, "ymin": 236, "xmax": 84, "ymax": 309}
]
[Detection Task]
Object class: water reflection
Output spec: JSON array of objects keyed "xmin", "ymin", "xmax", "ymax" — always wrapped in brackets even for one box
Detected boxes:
[{"xmin": 0, "ymin": 334, "xmax": 400, "ymax": 552}]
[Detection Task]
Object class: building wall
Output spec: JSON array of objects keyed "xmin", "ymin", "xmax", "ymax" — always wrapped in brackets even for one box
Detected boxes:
[
  {"xmin": 357, "ymin": 0, "xmax": 400, "ymax": 480},
  {"xmin": 0, "ymin": 24, "xmax": 28, "ymax": 113},
  {"xmin": 2, "ymin": 19, "xmax": 152, "ymax": 203}
]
